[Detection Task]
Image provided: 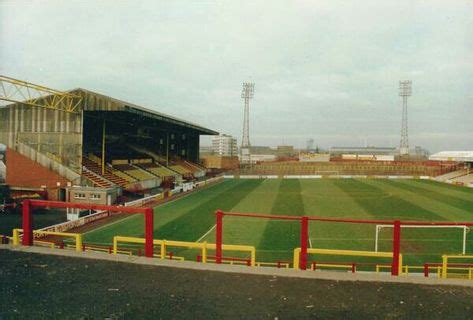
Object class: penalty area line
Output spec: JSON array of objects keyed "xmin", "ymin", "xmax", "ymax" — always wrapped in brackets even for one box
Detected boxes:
[{"xmin": 196, "ymin": 224, "xmax": 216, "ymax": 242}]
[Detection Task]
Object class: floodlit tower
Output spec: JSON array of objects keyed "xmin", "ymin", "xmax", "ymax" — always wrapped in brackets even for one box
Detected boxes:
[
  {"xmin": 241, "ymin": 82, "xmax": 254, "ymax": 164},
  {"xmin": 399, "ymin": 80, "xmax": 412, "ymax": 156}
]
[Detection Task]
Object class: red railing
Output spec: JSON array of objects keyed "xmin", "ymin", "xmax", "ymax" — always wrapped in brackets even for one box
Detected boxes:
[
  {"xmin": 21, "ymin": 200, "xmax": 155, "ymax": 257},
  {"xmin": 215, "ymin": 210, "xmax": 473, "ymax": 276}
]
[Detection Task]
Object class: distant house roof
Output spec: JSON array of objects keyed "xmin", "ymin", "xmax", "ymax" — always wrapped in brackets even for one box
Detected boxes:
[{"xmin": 429, "ymin": 151, "xmax": 473, "ymax": 162}]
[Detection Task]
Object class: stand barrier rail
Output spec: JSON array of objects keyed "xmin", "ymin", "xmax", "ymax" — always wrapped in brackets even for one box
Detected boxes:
[
  {"xmin": 20, "ymin": 200, "xmax": 155, "ymax": 257},
  {"xmin": 293, "ymin": 248, "xmax": 402, "ymax": 273},
  {"xmin": 12, "ymin": 228, "xmax": 83, "ymax": 252},
  {"xmin": 215, "ymin": 210, "xmax": 473, "ymax": 276},
  {"xmin": 441, "ymin": 255, "xmax": 473, "ymax": 279},
  {"xmin": 113, "ymin": 236, "xmax": 256, "ymax": 266}
]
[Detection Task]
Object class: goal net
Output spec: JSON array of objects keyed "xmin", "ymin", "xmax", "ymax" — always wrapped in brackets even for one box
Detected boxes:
[{"xmin": 375, "ymin": 224, "xmax": 470, "ymax": 257}]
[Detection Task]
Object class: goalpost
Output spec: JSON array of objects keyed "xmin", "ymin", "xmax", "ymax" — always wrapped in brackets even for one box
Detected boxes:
[{"xmin": 375, "ymin": 224, "xmax": 470, "ymax": 254}]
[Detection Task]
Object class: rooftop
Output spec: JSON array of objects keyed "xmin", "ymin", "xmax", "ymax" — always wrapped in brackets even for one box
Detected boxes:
[{"xmin": 74, "ymin": 88, "xmax": 218, "ymax": 135}]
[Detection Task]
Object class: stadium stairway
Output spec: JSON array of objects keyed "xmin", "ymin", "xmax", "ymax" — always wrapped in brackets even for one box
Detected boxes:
[
  {"xmin": 82, "ymin": 157, "xmax": 131, "ymax": 187},
  {"xmin": 183, "ymin": 161, "xmax": 206, "ymax": 177},
  {"xmin": 81, "ymin": 167, "xmax": 115, "ymax": 188}
]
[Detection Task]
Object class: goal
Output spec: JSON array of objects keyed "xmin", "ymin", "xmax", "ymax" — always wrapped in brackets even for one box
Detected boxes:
[{"xmin": 375, "ymin": 224, "xmax": 470, "ymax": 254}]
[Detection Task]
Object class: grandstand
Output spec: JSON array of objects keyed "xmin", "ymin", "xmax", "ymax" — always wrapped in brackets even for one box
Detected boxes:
[
  {"xmin": 236, "ymin": 160, "xmax": 460, "ymax": 177},
  {"xmin": 0, "ymin": 85, "xmax": 217, "ymax": 200},
  {"xmin": 430, "ymin": 151, "xmax": 473, "ymax": 187}
]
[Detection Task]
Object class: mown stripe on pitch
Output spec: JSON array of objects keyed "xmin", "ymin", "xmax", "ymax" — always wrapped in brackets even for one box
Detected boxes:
[
  {"xmin": 258, "ymin": 180, "xmax": 304, "ymax": 256},
  {"xmin": 403, "ymin": 179, "xmax": 473, "ymax": 202},
  {"xmin": 83, "ymin": 179, "xmax": 243, "ymax": 243},
  {"xmin": 155, "ymin": 179, "xmax": 263, "ymax": 241},
  {"xmin": 219, "ymin": 179, "xmax": 281, "ymax": 247},
  {"xmin": 299, "ymin": 179, "xmax": 378, "ymax": 252},
  {"xmin": 333, "ymin": 179, "xmax": 443, "ymax": 262},
  {"xmin": 377, "ymin": 179, "xmax": 473, "ymax": 217},
  {"xmin": 152, "ymin": 179, "xmax": 243, "ymax": 226},
  {"xmin": 416, "ymin": 179, "xmax": 473, "ymax": 198},
  {"xmin": 334, "ymin": 179, "xmax": 446, "ymax": 221}
]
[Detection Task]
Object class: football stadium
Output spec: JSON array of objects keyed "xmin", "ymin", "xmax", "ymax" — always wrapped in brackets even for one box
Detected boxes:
[
  {"xmin": 1, "ymin": 1, "xmax": 473, "ymax": 318},
  {"xmin": 1, "ymin": 75, "xmax": 472, "ymax": 278}
]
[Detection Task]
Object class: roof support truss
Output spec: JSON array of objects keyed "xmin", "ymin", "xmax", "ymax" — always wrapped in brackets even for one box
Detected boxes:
[{"xmin": 0, "ymin": 75, "xmax": 82, "ymax": 113}]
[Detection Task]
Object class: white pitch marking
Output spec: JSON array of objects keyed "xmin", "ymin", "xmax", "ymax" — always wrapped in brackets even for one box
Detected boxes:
[{"xmin": 196, "ymin": 224, "xmax": 216, "ymax": 242}]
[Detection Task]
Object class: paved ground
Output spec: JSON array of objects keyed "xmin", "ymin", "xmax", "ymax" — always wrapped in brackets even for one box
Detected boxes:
[{"xmin": 1, "ymin": 247, "xmax": 472, "ymax": 319}]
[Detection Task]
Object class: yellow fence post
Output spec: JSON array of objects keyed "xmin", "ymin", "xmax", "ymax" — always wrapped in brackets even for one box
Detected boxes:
[
  {"xmin": 293, "ymin": 248, "xmax": 300, "ymax": 270},
  {"xmin": 113, "ymin": 236, "xmax": 118, "ymax": 254},
  {"xmin": 202, "ymin": 242, "xmax": 207, "ymax": 263},
  {"xmin": 399, "ymin": 254, "xmax": 403, "ymax": 275},
  {"xmin": 442, "ymin": 255, "xmax": 448, "ymax": 279},
  {"xmin": 76, "ymin": 234, "xmax": 83, "ymax": 252},
  {"xmin": 12, "ymin": 229, "xmax": 20, "ymax": 245},
  {"xmin": 161, "ymin": 240, "xmax": 166, "ymax": 259},
  {"xmin": 250, "ymin": 247, "xmax": 256, "ymax": 267}
]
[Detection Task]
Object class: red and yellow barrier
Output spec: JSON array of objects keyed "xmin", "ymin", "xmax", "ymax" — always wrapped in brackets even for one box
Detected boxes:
[
  {"xmin": 112, "ymin": 236, "xmax": 256, "ymax": 266},
  {"xmin": 441, "ymin": 254, "xmax": 473, "ymax": 279},
  {"xmin": 293, "ymin": 248, "xmax": 402, "ymax": 273},
  {"xmin": 12, "ymin": 228, "xmax": 82, "ymax": 252}
]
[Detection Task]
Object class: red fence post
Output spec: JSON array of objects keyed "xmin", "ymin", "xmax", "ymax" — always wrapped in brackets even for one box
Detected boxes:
[
  {"xmin": 392, "ymin": 220, "xmax": 401, "ymax": 276},
  {"xmin": 22, "ymin": 200, "xmax": 33, "ymax": 246},
  {"xmin": 300, "ymin": 216, "xmax": 309, "ymax": 270},
  {"xmin": 144, "ymin": 208, "xmax": 154, "ymax": 258},
  {"xmin": 216, "ymin": 210, "xmax": 223, "ymax": 264},
  {"xmin": 423, "ymin": 264, "xmax": 429, "ymax": 277}
]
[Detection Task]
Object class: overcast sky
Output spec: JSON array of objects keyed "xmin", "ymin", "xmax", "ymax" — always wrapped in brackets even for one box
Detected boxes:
[{"xmin": 1, "ymin": 0, "xmax": 471, "ymax": 152}]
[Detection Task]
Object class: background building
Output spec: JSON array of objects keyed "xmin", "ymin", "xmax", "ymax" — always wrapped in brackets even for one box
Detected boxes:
[
  {"xmin": 276, "ymin": 145, "xmax": 295, "ymax": 158},
  {"xmin": 211, "ymin": 134, "xmax": 237, "ymax": 157},
  {"xmin": 329, "ymin": 146, "xmax": 398, "ymax": 156}
]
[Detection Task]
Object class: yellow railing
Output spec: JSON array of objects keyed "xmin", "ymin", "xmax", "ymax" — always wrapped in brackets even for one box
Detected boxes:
[
  {"xmin": 311, "ymin": 263, "xmax": 354, "ymax": 271},
  {"xmin": 112, "ymin": 236, "xmax": 256, "ymax": 266},
  {"xmin": 12, "ymin": 228, "xmax": 83, "ymax": 252},
  {"xmin": 256, "ymin": 262, "xmax": 290, "ymax": 268},
  {"xmin": 293, "ymin": 248, "xmax": 402, "ymax": 273},
  {"xmin": 441, "ymin": 255, "xmax": 473, "ymax": 279}
]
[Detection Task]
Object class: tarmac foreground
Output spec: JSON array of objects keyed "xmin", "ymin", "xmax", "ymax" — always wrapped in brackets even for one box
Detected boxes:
[{"xmin": 1, "ymin": 245, "xmax": 473, "ymax": 319}]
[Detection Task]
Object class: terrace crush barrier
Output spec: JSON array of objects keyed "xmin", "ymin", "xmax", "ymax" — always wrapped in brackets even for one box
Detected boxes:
[
  {"xmin": 215, "ymin": 210, "xmax": 473, "ymax": 276},
  {"xmin": 12, "ymin": 199, "xmax": 473, "ymax": 277},
  {"xmin": 20, "ymin": 199, "xmax": 155, "ymax": 257}
]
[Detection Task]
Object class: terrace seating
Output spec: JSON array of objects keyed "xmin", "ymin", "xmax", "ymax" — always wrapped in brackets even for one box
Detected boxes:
[
  {"xmin": 236, "ymin": 161, "xmax": 444, "ymax": 176},
  {"xmin": 169, "ymin": 165, "xmax": 192, "ymax": 176},
  {"xmin": 137, "ymin": 162, "xmax": 177, "ymax": 178},
  {"xmin": 113, "ymin": 164, "xmax": 156, "ymax": 181},
  {"xmin": 82, "ymin": 157, "xmax": 132, "ymax": 187},
  {"xmin": 449, "ymin": 173, "xmax": 473, "ymax": 186},
  {"xmin": 435, "ymin": 169, "xmax": 469, "ymax": 182}
]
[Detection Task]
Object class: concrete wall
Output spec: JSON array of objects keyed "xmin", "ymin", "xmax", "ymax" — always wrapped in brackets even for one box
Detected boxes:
[
  {"xmin": 0, "ymin": 104, "xmax": 83, "ymax": 174},
  {"xmin": 5, "ymin": 148, "xmax": 71, "ymax": 201}
]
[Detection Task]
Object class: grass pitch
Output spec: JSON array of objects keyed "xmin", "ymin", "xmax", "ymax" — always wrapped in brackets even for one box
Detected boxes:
[{"xmin": 84, "ymin": 179, "xmax": 473, "ymax": 266}]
